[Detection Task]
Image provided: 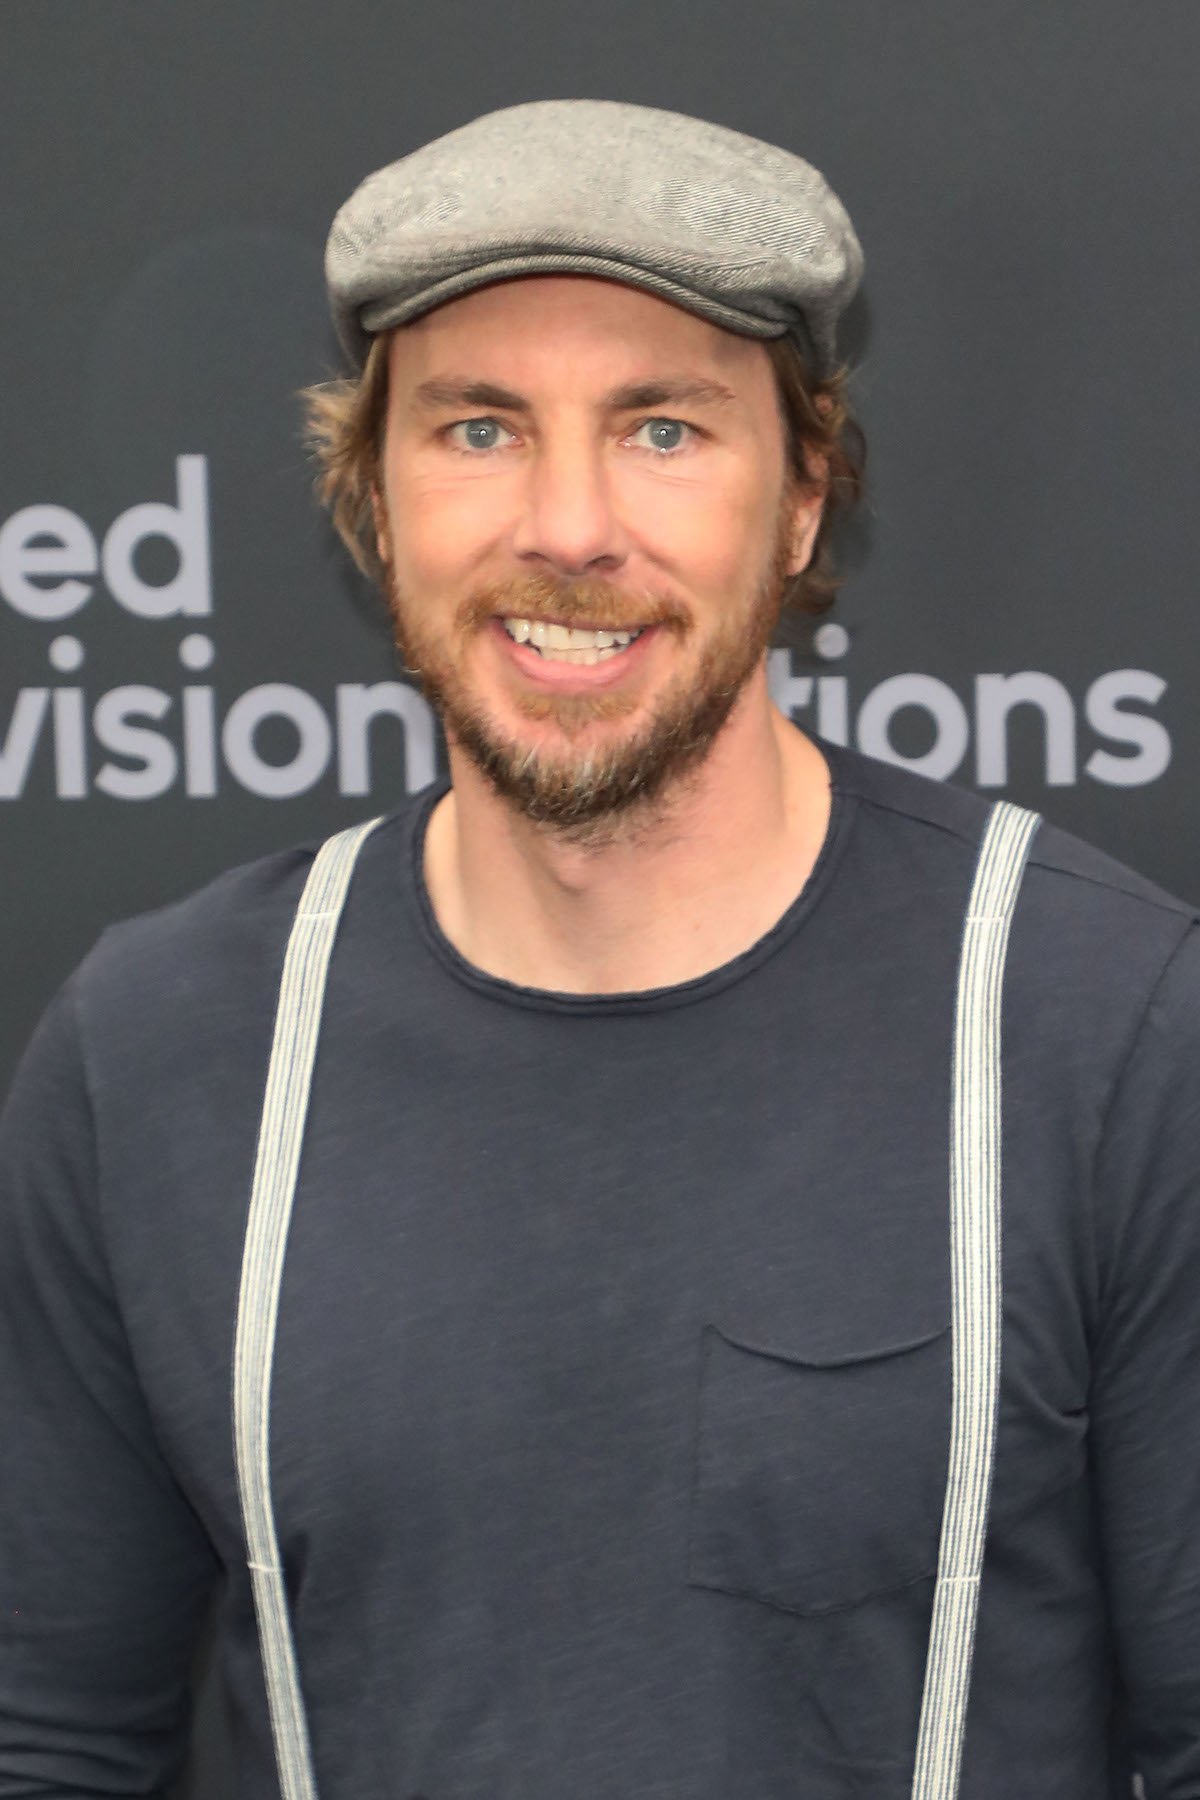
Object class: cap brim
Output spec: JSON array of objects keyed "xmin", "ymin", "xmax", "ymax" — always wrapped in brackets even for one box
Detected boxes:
[{"xmin": 339, "ymin": 251, "xmax": 823, "ymax": 373}]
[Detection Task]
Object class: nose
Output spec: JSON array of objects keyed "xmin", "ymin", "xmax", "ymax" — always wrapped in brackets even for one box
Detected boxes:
[{"xmin": 510, "ymin": 430, "xmax": 630, "ymax": 577}]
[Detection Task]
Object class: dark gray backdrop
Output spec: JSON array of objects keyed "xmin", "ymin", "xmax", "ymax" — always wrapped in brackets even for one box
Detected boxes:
[{"xmin": 3, "ymin": 3, "xmax": 1197, "ymax": 1791}]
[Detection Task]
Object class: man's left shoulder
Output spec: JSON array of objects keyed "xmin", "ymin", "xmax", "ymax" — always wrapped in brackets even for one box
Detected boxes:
[
  {"xmin": 1007, "ymin": 802, "xmax": 1195, "ymax": 988},
  {"xmin": 1023, "ymin": 812, "xmax": 1196, "ymax": 933},
  {"xmin": 828, "ymin": 738, "xmax": 1199, "ymax": 1031},
  {"xmin": 832, "ymin": 734, "xmax": 1192, "ymax": 934}
]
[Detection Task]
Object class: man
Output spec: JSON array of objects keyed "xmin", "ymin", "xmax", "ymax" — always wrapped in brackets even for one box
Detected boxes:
[{"xmin": 2, "ymin": 99, "xmax": 1197, "ymax": 1800}]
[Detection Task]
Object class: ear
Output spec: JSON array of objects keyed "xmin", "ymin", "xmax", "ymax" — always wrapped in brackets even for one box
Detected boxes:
[
  {"xmin": 371, "ymin": 482, "xmax": 392, "ymax": 568},
  {"xmin": 785, "ymin": 466, "xmax": 827, "ymax": 575}
]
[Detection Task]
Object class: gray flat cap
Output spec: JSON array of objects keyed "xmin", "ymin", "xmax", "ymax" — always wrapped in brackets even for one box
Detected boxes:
[{"xmin": 326, "ymin": 99, "xmax": 863, "ymax": 378}]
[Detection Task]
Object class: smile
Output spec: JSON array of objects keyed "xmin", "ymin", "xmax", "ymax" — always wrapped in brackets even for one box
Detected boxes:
[{"xmin": 501, "ymin": 617, "xmax": 645, "ymax": 666}]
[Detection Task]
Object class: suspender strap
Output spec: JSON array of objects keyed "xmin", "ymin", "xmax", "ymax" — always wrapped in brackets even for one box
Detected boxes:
[
  {"xmin": 231, "ymin": 798, "xmax": 1039, "ymax": 1800},
  {"xmin": 232, "ymin": 818, "xmax": 382, "ymax": 1800},
  {"xmin": 910, "ymin": 798, "xmax": 1040, "ymax": 1800}
]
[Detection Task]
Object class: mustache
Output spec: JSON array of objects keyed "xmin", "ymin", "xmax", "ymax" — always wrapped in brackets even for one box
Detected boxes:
[{"xmin": 457, "ymin": 573, "xmax": 690, "ymax": 634}]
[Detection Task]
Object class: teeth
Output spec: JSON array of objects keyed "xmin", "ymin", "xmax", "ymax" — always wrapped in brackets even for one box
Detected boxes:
[
  {"xmin": 541, "ymin": 645, "xmax": 614, "ymax": 664},
  {"xmin": 500, "ymin": 617, "xmax": 646, "ymax": 663}
]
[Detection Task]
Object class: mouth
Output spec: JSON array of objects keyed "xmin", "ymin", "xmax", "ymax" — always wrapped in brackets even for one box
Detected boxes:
[{"xmin": 500, "ymin": 616, "xmax": 647, "ymax": 666}]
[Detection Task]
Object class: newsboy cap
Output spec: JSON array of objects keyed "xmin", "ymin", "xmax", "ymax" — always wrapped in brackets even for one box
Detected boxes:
[{"xmin": 326, "ymin": 99, "xmax": 863, "ymax": 379}]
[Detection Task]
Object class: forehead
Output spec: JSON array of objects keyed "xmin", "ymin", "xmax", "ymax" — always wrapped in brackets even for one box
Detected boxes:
[{"xmin": 385, "ymin": 273, "xmax": 771, "ymax": 391}]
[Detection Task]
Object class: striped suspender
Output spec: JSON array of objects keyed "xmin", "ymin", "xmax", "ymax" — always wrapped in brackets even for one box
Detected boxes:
[
  {"xmin": 910, "ymin": 799, "xmax": 1041, "ymax": 1800},
  {"xmin": 232, "ymin": 819, "xmax": 382, "ymax": 1800},
  {"xmin": 231, "ymin": 800, "xmax": 1039, "ymax": 1800}
]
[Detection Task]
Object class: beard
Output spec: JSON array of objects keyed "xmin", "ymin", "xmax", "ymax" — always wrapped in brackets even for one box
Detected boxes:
[{"xmin": 385, "ymin": 503, "xmax": 797, "ymax": 840}]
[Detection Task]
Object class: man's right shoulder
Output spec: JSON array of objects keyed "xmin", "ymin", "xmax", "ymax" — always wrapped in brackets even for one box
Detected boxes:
[
  {"xmin": 68, "ymin": 809, "xmax": 412, "ymax": 1069},
  {"xmin": 81, "ymin": 837, "xmax": 318, "ymax": 1001}
]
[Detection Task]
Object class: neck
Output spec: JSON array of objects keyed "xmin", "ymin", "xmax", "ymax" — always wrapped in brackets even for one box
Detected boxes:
[{"xmin": 422, "ymin": 669, "xmax": 832, "ymax": 995}]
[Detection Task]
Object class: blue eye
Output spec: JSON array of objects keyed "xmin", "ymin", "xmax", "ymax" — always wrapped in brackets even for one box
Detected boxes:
[
  {"xmin": 636, "ymin": 418, "xmax": 688, "ymax": 453},
  {"xmin": 449, "ymin": 418, "xmax": 508, "ymax": 451}
]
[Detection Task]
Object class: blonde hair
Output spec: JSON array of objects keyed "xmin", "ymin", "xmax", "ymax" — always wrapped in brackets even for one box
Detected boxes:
[{"xmin": 301, "ymin": 327, "xmax": 864, "ymax": 613}]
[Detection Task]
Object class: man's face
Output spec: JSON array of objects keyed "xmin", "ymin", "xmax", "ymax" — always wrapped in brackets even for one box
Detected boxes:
[{"xmin": 374, "ymin": 275, "xmax": 823, "ymax": 832}]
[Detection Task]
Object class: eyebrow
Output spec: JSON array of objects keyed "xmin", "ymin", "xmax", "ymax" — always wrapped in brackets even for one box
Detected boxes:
[{"xmin": 408, "ymin": 375, "xmax": 740, "ymax": 415}]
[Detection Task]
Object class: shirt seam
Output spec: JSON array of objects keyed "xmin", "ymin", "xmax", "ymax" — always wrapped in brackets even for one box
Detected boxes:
[
  {"xmin": 1086, "ymin": 919, "xmax": 1199, "ymax": 1330},
  {"xmin": 841, "ymin": 783, "xmax": 1196, "ymax": 923}
]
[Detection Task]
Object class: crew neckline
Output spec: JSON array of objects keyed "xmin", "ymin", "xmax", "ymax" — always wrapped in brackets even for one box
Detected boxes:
[{"xmin": 404, "ymin": 736, "xmax": 855, "ymax": 1015}]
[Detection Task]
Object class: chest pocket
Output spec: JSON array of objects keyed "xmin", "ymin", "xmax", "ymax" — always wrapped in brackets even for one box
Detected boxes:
[{"xmin": 688, "ymin": 1319, "xmax": 951, "ymax": 1617}]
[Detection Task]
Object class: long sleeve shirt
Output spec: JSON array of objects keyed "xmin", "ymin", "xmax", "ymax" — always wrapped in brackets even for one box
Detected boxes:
[{"xmin": 3, "ymin": 740, "xmax": 1199, "ymax": 1798}]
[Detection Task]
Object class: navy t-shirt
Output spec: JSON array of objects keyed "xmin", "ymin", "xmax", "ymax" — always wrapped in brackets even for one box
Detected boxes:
[{"xmin": 3, "ymin": 737, "xmax": 1199, "ymax": 1798}]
